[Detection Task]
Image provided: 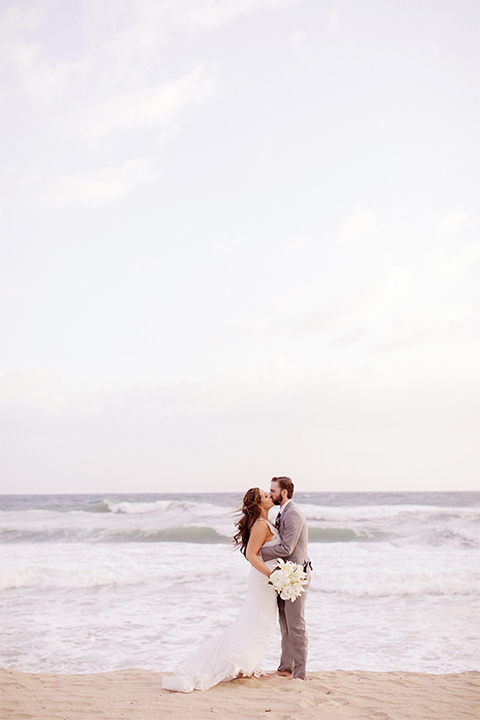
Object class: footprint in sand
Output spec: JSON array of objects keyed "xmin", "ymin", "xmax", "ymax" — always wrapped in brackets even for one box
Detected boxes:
[
  {"xmin": 315, "ymin": 685, "xmax": 333, "ymax": 693},
  {"xmin": 309, "ymin": 686, "xmax": 350, "ymax": 706}
]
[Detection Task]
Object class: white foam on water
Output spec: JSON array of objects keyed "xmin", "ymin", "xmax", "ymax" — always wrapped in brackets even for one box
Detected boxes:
[
  {"xmin": 0, "ymin": 500, "xmax": 236, "ymax": 543},
  {"xmin": 1, "ymin": 493, "xmax": 478, "ymax": 675},
  {"xmin": 1, "ymin": 540, "xmax": 478, "ymax": 674},
  {"xmin": 298, "ymin": 503, "xmax": 480, "ymax": 521},
  {"xmin": 104, "ymin": 499, "xmax": 174, "ymax": 514}
]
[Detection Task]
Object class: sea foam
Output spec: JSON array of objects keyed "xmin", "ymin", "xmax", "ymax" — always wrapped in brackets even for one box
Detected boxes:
[{"xmin": 1, "ymin": 492, "xmax": 478, "ymax": 675}]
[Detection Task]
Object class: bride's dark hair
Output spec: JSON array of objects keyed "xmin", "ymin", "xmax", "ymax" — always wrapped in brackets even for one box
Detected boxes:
[{"xmin": 233, "ymin": 487, "xmax": 263, "ymax": 557}]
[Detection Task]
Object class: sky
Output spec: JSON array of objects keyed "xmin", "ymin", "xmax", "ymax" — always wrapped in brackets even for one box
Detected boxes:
[{"xmin": 1, "ymin": 0, "xmax": 479, "ymax": 495}]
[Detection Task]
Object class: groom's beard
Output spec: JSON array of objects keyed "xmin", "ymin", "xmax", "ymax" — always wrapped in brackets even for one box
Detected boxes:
[{"xmin": 271, "ymin": 498, "xmax": 281, "ymax": 505}]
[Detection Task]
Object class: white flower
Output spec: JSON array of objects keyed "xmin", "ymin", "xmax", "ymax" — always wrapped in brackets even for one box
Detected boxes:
[{"xmin": 267, "ymin": 559, "xmax": 308, "ymax": 602}]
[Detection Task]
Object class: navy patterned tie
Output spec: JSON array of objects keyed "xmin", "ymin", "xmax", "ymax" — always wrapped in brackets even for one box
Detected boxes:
[{"xmin": 274, "ymin": 512, "xmax": 281, "ymax": 530}]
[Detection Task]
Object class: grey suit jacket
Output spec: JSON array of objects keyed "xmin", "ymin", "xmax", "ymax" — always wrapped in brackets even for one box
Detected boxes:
[{"xmin": 260, "ymin": 501, "xmax": 309, "ymax": 566}]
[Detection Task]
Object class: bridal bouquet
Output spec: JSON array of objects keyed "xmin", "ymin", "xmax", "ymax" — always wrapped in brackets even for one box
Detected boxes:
[{"xmin": 268, "ymin": 559, "xmax": 308, "ymax": 602}]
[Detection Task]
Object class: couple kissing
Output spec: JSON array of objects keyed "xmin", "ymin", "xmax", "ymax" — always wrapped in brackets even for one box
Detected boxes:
[{"xmin": 162, "ymin": 476, "xmax": 311, "ymax": 693}]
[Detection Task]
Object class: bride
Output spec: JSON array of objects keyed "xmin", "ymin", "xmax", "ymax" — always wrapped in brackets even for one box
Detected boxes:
[{"xmin": 162, "ymin": 488, "xmax": 279, "ymax": 693}]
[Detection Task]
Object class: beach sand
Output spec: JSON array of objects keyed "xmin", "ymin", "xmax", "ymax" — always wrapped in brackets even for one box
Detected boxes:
[{"xmin": 1, "ymin": 668, "xmax": 478, "ymax": 720}]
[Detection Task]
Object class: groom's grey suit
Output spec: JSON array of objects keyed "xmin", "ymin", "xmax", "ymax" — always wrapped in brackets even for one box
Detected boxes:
[{"xmin": 260, "ymin": 501, "xmax": 310, "ymax": 679}]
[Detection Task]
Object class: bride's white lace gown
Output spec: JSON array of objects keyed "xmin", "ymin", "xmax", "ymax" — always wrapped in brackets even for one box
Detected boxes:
[{"xmin": 162, "ymin": 520, "xmax": 279, "ymax": 693}]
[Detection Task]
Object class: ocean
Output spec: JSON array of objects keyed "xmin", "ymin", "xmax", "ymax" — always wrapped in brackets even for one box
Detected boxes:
[{"xmin": 1, "ymin": 492, "xmax": 478, "ymax": 675}]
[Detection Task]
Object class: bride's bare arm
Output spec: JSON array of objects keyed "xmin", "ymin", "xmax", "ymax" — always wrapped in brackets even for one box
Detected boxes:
[{"xmin": 245, "ymin": 521, "xmax": 274, "ymax": 577}]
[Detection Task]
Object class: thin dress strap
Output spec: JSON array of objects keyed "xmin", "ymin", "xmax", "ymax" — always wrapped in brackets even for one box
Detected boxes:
[
  {"xmin": 256, "ymin": 517, "xmax": 277, "ymax": 535},
  {"xmin": 265, "ymin": 518, "xmax": 276, "ymax": 532}
]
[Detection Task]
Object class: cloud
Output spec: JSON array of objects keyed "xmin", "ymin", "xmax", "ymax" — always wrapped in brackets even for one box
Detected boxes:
[
  {"xmin": 437, "ymin": 212, "xmax": 475, "ymax": 238},
  {"xmin": 371, "ymin": 304, "xmax": 472, "ymax": 353},
  {"xmin": 1, "ymin": 0, "xmax": 291, "ymax": 107},
  {"xmin": 0, "ymin": 0, "xmax": 45, "ymax": 66},
  {"xmin": 177, "ymin": 0, "xmax": 299, "ymax": 30},
  {"xmin": 326, "ymin": 8, "xmax": 342, "ymax": 33},
  {"xmin": 128, "ymin": 254, "xmax": 164, "ymax": 277},
  {"xmin": 331, "ymin": 327, "xmax": 368, "ymax": 347},
  {"xmin": 298, "ymin": 266, "xmax": 413, "ymax": 336},
  {"xmin": 72, "ymin": 64, "xmax": 215, "ymax": 141},
  {"xmin": 2, "ymin": 371, "xmax": 478, "ymax": 493},
  {"xmin": 438, "ymin": 242, "xmax": 480, "ymax": 284},
  {"xmin": 0, "ymin": 0, "xmax": 84, "ymax": 103},
  {"xmin": 337, "ymin": 209, "xmax": 381, "ymax": 246},
  {"xmin": 0, "ymin": 368, "xmax": 64, "ymax": 409},
  {"xmin": 39, "ymin": 157, "xmax": 158, "ymax": 207},
  {"xmin": 93, "ymin": 0, "xmax": 299, "ymax": 39},
  {"xmin": 0, "ymin": 283, "xmax": 27, "ymax": 303}
]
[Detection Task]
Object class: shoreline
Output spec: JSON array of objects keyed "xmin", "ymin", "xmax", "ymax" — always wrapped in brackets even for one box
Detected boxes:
[{"xmin": 1, "ymin": 668, "xmax": 479, "ymax": 719}]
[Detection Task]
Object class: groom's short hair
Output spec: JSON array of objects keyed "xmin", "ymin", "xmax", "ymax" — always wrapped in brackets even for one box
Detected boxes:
[{"xmin": 272, "ymin": 476, "xmax": 294, "ymax": 499}]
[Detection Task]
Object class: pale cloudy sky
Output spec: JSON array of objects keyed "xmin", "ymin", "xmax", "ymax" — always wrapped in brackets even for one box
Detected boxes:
[{"xmin": 1, "ymin": 0, "xmax": 479, "ymax": 494}]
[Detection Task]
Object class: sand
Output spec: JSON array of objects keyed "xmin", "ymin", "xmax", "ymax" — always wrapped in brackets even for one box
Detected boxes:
[{"xmin": 1, "ymin": 668, "xmax": 478, "ymax": 720}]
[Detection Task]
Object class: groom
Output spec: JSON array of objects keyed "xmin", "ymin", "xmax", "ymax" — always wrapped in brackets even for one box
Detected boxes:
[{"xmin": 261, "ymin": 476, "xmax": 311, "ymax": 681}]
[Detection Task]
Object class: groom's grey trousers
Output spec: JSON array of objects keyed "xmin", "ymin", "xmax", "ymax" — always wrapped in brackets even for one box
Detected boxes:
[{"xmin": 261, "ymin": 501, "xmax": 311, "ymax": 679}]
